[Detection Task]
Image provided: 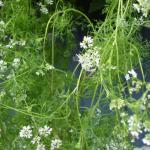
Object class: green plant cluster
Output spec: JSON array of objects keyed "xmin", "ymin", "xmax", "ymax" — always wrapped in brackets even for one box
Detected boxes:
[{"xmin": 0, "ymin": 0, "xmax": 150, "ymax": 150}]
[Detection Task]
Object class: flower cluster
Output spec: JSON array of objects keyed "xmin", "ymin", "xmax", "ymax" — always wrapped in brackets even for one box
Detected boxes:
[
  {"xmin": 142, "ymin": 121, "xmax": 150, "ymax": 145},
  {"xmin": 38, "ymin": 0, "xmax": 53, "ymax": 15},
  {"xmin": 0, "ymin": 60, "xmax": 7, "ymax": 79},
  {"xmin": 36, "ymin": 63, "xmax": 55, "ymax": 76},
  {"xmin": 39, "ymin": 3, "xmax": 48, "ymax": 14},
  {"xmin": 45, "ymin": 0, "xmax": 53, "ymax": 5},
  {"xmin": 128, "ymin": 115, "xmax": 143, "ymax": 141},
  {"xmin": 31, "ymin": 136, "xmax": 41, "ymax": 144},
  {"xmin": 0, "ymin": 1, "xmax": 4, "ymax": 7},
  {"xmin": 109, "ymin": 98, "xmax": 126, "ymax": 110},
  {"xmin": 19, "ymin": 125, "xmax": 33, "ymax": 139},
  {"xmin": 125, "ymin": 69, "xmax": 143, "ymax": 94},
  {"xmin": 129, "ymin": 80, "xmax": 143, "ymax": 94},
  {"xmin": 50, "ymin": 139, "xmax": 62, "ymax": 150},
  {"xmin": 38, "ymin": 125, "xmax": 52, "ymax": 137},
  {"xmin": 77, "ymin": 48, "xmax": 100, "ymax": 72},
  {"xmin": 36, "ymin": 143, "xmax": 46, "ymax": 150},
  {"xmin": 133, "ymin": 0, "xmax": 150, "ymax": 17},
  {"xmin": 0, "ymin": 57, "xmax": 22, "ymax": 80},
  {"xmin": 107, "ymin": 139, "xmax": 129, "ymax": 150},
  {"xmin": 19, "ymin": 125, "xmax": 62, "ymax": 150},
  {"xmin": 80, "ymin": 36, "xmax": 93, "ymax": 49},
  {"xmin": 143, "ymin": 134, "xmax": 150, "ymax": 145},
  {"xmin": 125, "ymin": 69, "xmax": 137, "ymax": 81},
  {"xmin": 76, "ymin": 36, "xmax": 100, "ymax": 72},
  {"xmin": 12, "ymin": 58, "xmax": 21, "ymax": 69},
  {"xmin": 141, "ymin": 92, "xmax": 150, "ymax": 110},
  {"xmin": 6, "ymin": 39, "xmax": 26, "ymax": 49}
]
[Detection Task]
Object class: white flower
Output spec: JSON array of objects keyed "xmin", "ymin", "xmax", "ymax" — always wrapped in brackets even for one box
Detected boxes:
[
  {"xmin": 36, "ymin": 70, "xmax": 45, "ymax": 76},
  {"xmin": 125, "ymin": 74, "xmax": 130, "ymax": 81},
  {"xmin": 130, "ymin": 131, "xmax": 140, "ymax": 138},
  {"xmin": 50, "ymin": 139, "xmax": 62, "ymax": 150},
  {"xmin": 0, "ymin": 60, "xmax": 7, "ymax": 73},
  {"xmin": 36, "ymin": 143, "xmax": 46, "ymax": 150},
  {"xmin": 77, "ymin": 49, "xmax": 100, "ymax": 72},
  {"xmin": 38, "ymin": 4, "xmax": 48, "ymax": 14},
  {"xmin": 45, "ymin": 63, "xmax": 55, "ymax": 71},
  {"xmin": 19, "ymin": 125, "xmax": 32, "ymax": 139},
  {"xmin": 128, "ymin": 115, "xmax": 143, "ymax": 139},
  {"xmin": 17, "ymin": 40, "xmax": 26, "ymax": 46},
  {"xmin": 147, "ymin": 94, "xmax": 150, "ymax": 100},
  {"xmin": 38, "ymin": 2, "xmax": 48, "ymax": 14},
  {"xmin": 12, "ymin": 58, "xmax": 20, "ymax": 69},
  {"xmin": 0, "ymin": 1, "xmax": 4, "ymax": 7},
  {"xmin": 38, "ymin": 125, "xmax": 52, "ymax": 137},
  {"xmin": 128, "ymin": 69, "xmax": 137, "ymax": 78},
  {"xmin": 80, "ymin": 36, "xmax": 93, "ymax": 49},
  {"xmin": 143, "ymin": 138, "xmax": 150, "ymax": 145},
  {"xmin": 6, "ymin": 39, "xmax": 16, "ymax": 48},
  {"xmin": 45, "ymin": 0, "xmax": 53, "ymax": 5},
  {"xmin": 40, "ymin": 7, "xmax": 48, "ymax": 14},
  {"xmin": 5, "ymin": 44, "xmax": 13, "ymax": 49},
  {"xmin": 143, "ymin": 134, "xmax": 150, "ymax": 146},
  {"xmin": 133, "ymin": 3, "xmax": 141, "ymax": 13},
  {"xmin": 133, "ymin": 0, "xmax": 150, "ymax": 17},
  {"xmin": 31, "ymin": 136, "xmax": 41, "ymax": 144},
  {"xmin": 0, "ymin": 20, "xmax": 5, "ymax": 26}
]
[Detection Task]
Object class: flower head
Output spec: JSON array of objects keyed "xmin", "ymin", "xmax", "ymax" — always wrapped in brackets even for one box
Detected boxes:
[
  {"xmin": 128, "ymin": 115, "xmax": 143, "ymax": 139},
  {"xmin": 133, "ymin": 0, "xmax": 150, "ymax": 17},
  {"xmin": 36, "ymin": 143, "xmax": 46, "ymax": 150},
  {"xmin": 80, "ymin": 36, "xmax": 93, "ymax": 49},
  {"xmin": 143, "ymin": 134, "xmax": 150, "ymax": 146},
  {"xmin": 50, "ymin": 139, "xmax": 62, "ymax": 150},
  {"xmin": 12, "ymin": 58, "xmax": 20, "ymax": 69},
  {"xmin": 133, "ymin": 3, "xmax": 141, "ymax": 13},
  {"xmin": 38, "ymin": 3, "xmax": 48, "ymax": 14},
  {"xmin": 38, "ymin": 125, "xmax": 52, "ymax": 137},
  {"xmin": 0, "ymin": 1, "xmax": 4, "ymax": 7},
  {"xmin": 125, "ymin": 74, "xmax": 130, "ymax": 81},
  {"xmin": 31, "ymin": 136, "xmax": 41, "ymax": 144},
  {"xmin": 45, "ymin": 0, "xmax": 53, "ymax": 5},
  {"xmin": 128, "ymin": 69, "xmax": 137, "ymax": 78},
  {"xmin": 77, "ymin": 49, "xmax": 100, "ymax": 72},
  {"xmin": 19, "ymin": 125, "xmax": 32, "ymax": 139},
  {"xmin": 45, "ymin": 63, "xmax": 55, "ymax": 71},
  {"xmin": 0, "ymin": 60, "xmax": 7, "ymax": 73}
]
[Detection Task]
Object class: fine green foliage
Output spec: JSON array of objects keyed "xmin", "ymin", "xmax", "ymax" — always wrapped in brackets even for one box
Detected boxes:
[{"xmin": 0, "ymin": 0, "xmax": 150, "ymax": 150}]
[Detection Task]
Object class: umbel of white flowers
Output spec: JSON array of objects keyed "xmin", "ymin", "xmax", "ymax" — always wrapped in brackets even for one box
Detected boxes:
[
  {"xmin": 143, "ymin": 134, "xmax": 150, "ymax": 146},
  {"xmin": 19, "ymin": 125, "xmax": 33, "ymax": 139},
  {"xmin": 50, "ymin": 139, "xmax": 62, "ymax": 150},
  {"xmin": 133, "ymin": 0, "xmax": 150, "ymax": 17},
  {"xmin": 80, "ymin": 36, "xmax": 93, "ymax": 49},
  {"xmin": 125, "ymin": 69, "xmax": 137, "ymax": 81},
  {"xmin": 77, "ymin": 36, "xmax": 100, "ymax": 72},
  {"xmin": 128, "ymin": 115, "xmax": 143, "ymax": 141},
  {"xmin": 77, "ymin": 49, "xmax": 100, "ymax": 72},
  {"xmin": 0, "ymin": 1, "xmax": 4, "ymax": 7}
]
